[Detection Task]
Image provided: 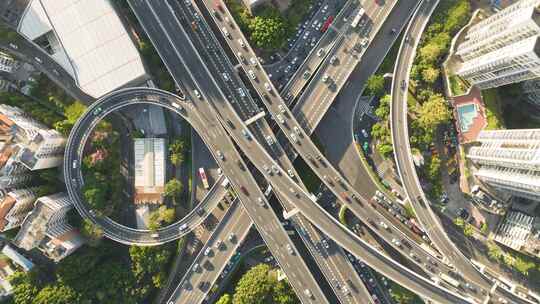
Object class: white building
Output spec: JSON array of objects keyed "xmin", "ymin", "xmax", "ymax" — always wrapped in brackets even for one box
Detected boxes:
[
  {"xmin": 134, "ymin": 138, "xmax": 165, "ymax": 204},
  {"xmin": 1, "ymin": 245, "xmax": 33, "ymax": 272},
  {"xmin": 0, "ymin": 188, "xmax": 37, "ymax": 231},
  {"xmin": 456, "ymin": 0, "xmax": 540, "ymax": 89},
  {"xmin": 467, "ymin": 129, "xmax": 540, "ymax": 201},
  {"xmin": 457, "ymin": 35, "xmax": 540, "ymax": 89},
  {"xmin": 13, "ymin": 193, "xmax": 83, "ymax": 262},
  {"xmin": 242, "ymin": 0, "xmax": 271, "ymax": 12},
  {"xmin": 0, "ymin": 104, "xmax": 65, "ymax": 170},
  {"xmin": 0, "ymin": 52, "xmax": 18, "ymax": 73},
  {"xmin": 456, "ymin": 0, "xmax": 540, "ymax": 61},
  {"xmin": 17, "ymin": 0, "xmax": 148, "ymax": 98}
]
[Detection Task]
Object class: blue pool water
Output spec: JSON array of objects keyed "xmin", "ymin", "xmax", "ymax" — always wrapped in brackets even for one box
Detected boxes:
[{"xmin": 457, "ymin": 103, "xmax": 477, "ymax": 132}]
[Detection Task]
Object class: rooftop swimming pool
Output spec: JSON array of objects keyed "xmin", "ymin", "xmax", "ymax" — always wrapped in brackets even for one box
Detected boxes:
[{"xmin": 457, "ymin": 103, "xmax": 478, "ymax": 132}]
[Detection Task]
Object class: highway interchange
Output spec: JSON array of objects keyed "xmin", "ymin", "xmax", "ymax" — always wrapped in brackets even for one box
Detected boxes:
[{"xmin": 56, "ymin": 0, "xmax": 538, "ymax": 304}]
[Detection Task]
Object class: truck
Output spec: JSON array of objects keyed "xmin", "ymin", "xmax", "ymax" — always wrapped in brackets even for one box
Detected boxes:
[
  {"xmin": 221, "ymin": 177, "xmax": 230, "ymax": 188},
  {"xmin": 321, "ymin": 15, "xmax": 334, "ymax": 33},
  {"xmin": 199, "ymin": 167, "xmax": 210, "ymax": 189},
  {"xmin": 350, "ymin": 8, "xmax": 365, "ymax": 28}
]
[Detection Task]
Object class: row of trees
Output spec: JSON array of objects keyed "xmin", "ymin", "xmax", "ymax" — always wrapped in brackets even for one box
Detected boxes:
[
  {"xmin": 7, "ymin": 239, "xmax": 177, "ymax": 304},
  {"xmin": 486, "ymin": 242, "xmax": 538, "ymax": 277},
  {"xmin": 216, "ymin": 264, "xmax": 299, "ymax": 304}
]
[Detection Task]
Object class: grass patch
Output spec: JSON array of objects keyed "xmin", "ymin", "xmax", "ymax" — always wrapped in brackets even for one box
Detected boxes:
[
  {"xmin": 448, "ymin": 74, "xmax": 468, "ymax": 96},
  {"xmin": 481, "ymin": 89, "xmax": 504, "ymax": 130},
  {"xmin": 376, "ymin": 31, "xmax": 404, "ymax": 75},
  {"xmin": 338, "ymin": 205, "xmax": 348, "ymax": 225}
]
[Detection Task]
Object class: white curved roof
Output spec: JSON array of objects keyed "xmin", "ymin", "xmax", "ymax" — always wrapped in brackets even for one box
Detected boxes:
[{"xmin": 18, "ymin": 0, "xmax": 147, "ymax": 98}]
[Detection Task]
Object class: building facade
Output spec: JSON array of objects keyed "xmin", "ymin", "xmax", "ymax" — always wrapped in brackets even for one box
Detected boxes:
[
  {"xmin": 0, "ymin": 104, "xmax": 65, "ymax": 171},
  {"xmin": 0, "ymin": 52, "xmax": 18, "ymax": 73},
  {"xmin": 13, "ymin": 193, "xmax": 83, "ymax": 262},
  {"xmin": 467, "ymin": 129, "xmax": 540, "ymax": 201},
  {"xmin": 456, "ymin": 0, "xmax": 540, "ymax": 89},
  {"xmin": 0, "ymin": 188, "xmax": 37, "ymax": 231}
]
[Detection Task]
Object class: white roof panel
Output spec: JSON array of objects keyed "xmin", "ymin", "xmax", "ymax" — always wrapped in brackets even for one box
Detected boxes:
[{"xmin": 20, "ymin": 0, "xmax": 147, "ymax": 97}]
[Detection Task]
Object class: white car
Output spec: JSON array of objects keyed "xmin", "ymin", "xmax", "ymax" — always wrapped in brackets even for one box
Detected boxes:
[
  {"xmin": 9, "ymin": 43, "xmax": 17, "ymax": 49},
  {"xmin": 204, "ymin": 247, "xmax": 212, "ymax": 256},
  {"xmin": 222, "ymin": 27, "xmax": 230, "ymax": 38},
  {"xmin": 248, "ymin": 70, "xmax": 256, "ymax": 80},
  {"xmin": 265, "ymin": 135, "xmax": 274, "ymax": 145},
  {"xmin": 237, "ymin": 88, "xmax": 246, "ymax": 97},
  {"xmin": 238, "ymin": 38, "xmax": 246, "ymax": 48},
  {"xmin": 287, "ymin": 169, "xmax": 295, "ymax": 177},
  {"xmin": 237, "ymin": 52, "xmax": 245, "ymax": 63},
  {"xmin": 293, "ymin": 126, "xmax": 301, "ymax": 136},
  {"xmin": 361, "ymin": 129, "xmax": 368, "ymax": 137},
  {"xmin": 278, "ymin": 104, "xmax": 286, "ymax": 113},
  {"xmin": 322, "ymin": 74, "xmax": 329, "ymax": 83},
  {"xmin": 222, "ymin": 72, "xmax": 230, "ymax": 81},
  {"xmin": 250, "ymin": 57, "xmax": 258, "ymax": 66},
  {"xmin": 264, "ymin": 82, "xmax": 272, "ymax": 92},
  {"xmin": 317, "ymin": 48, "xmax": 325, "ymax": 57},
  {"xmin": 193, "ymin": 89, "xmax": 201, "ymax": 98},
  {"xmin": 290, "ymin": 133, "xmax": 299, "ymax": 143},
  {"xmin": 276, "ymin": 114, "xmax": 285, "ymax": 124}
]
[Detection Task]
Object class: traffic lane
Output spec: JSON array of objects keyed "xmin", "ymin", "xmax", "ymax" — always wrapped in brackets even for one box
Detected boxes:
[
  {"xmin": 171, "ymin": 202, "xmax": 251, "ymax": 304},
  {"xmin": 152, "ymin": 4, "xmax": 329, "ymax": 300}
]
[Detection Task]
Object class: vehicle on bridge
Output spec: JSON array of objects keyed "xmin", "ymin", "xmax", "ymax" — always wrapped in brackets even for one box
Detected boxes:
[
  {"xmin": 199, "ymin": 167, "xmax": 210, "ymax": 189},
  {"xmin": 351, "ymin": 8, "xmax": 365, "ymax": 28}
]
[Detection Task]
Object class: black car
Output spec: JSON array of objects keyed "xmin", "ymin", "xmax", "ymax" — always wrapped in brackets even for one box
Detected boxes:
[{"xmin": 458, "ymin": 208, "xmax": 470, "ymax": 221}]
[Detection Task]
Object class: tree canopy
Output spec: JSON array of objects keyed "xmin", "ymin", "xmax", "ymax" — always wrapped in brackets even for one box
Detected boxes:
[{"xmin": 232, "ymin": 264, "xmax": 298, "ymax": 304}]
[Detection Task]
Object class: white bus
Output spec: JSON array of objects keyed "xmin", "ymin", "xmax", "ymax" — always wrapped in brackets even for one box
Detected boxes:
[
  {"xmin": 440, "ymin": 273, "xmax": 460, "ymax": 288},
  {"xmin": 351, "ymin": 8, "xmax": 365, "ymax": 28}
]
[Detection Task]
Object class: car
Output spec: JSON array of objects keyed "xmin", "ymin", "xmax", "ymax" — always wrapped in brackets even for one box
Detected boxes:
[
  {"xmin": 179, "ymin": 223, "xmax": 188, "ymax": 231},
  {"xmin": 8, "ymin": 43, "xmax": 17, "ymax": 49},
  {"xmin": 290, "ymin": 133, "xmax": 299, "ymax": 143},
  {"xmin": 237, "ymin": 52, "xmax": 245, "ymax": 63},
  {"xmin": 198, "ymin": 281, "xmax": 206, "ymax": 291},
  {"xmin": 392, "ymin": 238, "xmax": 402, "ymax": 247},
  {"xmin": 193, "ymin": 263, "xmax": 201, "ymax": 272},
  {"xmin": 222, "ymin": 27, "xmax": 230, "ymax": 38},
  {"xmin": 317, "ymin": 48, "xmax": 325, "ymax": 57},
  {"xmin": 264, "ymin": 82, "xmax": 272, "ymax": 92},
  {"xmin": 278, "ymin": 104, "xmax": 286, "ymax": 113},
  {"xmin": 329, "ymin": 55, "xmax": 338, "ymax": 64},
  {"xmin": 401, "ymin": 79, "xmax": 407, "ymax": 90},
  {"xmin": 360, "ymin": 38, "xmax": 369, "ymax": 47},
  {"xmin": 321, "ymin": 239, "xmax": 329, "ymax": 249},
  {"xmin": 265, "ymin": 135, "xmax": 274, "ymax": 145},
  {"xmin": 248, "ymin": 70, "xmax": 256, "ymax": 79},
  {"xmin": 303, "ymin": 70, "xmax": 311, "ymax": 79},
  {"xmin": 257, "ymin": 197, "xmax": 266, "ymax": 207},
  {"xmin": 458, "ymin": 208, "xmax": 470, "ymax": 220},
  {"xmin": 196, "ymin": 208, "xmax": 205, "ymax": 216},
  {"xmin": 263, "ymin": 165, "xmax": 271, "ymax": 174},
  {"xmin": 380, "ymin": 221, "xmax": 389, "ymax": 230},
  {"xmin": 271, "ymin": 165, "xmax": 280, "ymax": 175},
  {"xmin": 216, "ymin": 150, "xmax": 224, "ymax": 160},
  {"xmin": 34, "ymin": 57, "xmax": 42, "ymax": 63},
  {"xmin": 204, "ymin": 247, "xmax": 212, "ymax": 256},
  {"xmin": 226, "ymin": 119, "xmax": 235, "ymax": 129},
  {"xmin": 391, "ymin": 28, "xmax": 397, "ymax": 34},
  {"xmin": 287, "ymin": 169, "xmax": 295, "ymax": 177},
  {"xmin": 215, "ymin": 240, "xmax": 223, "ymax": 249},
  {"xmin": 361, "ymin": 129, "xmax": 368, "ymax": 137},
  {"xmin": 304, "ymin": 289, "xmax": 313, "ymax": 298},
  {"xmin": 242, "ymin": 128, "xmax": 250, "ymax": 139},
  {"xmin": 237, "ymin": 87, "xmax": 246, "ymax": 97},
  {"xmin": 225, "ymin": 16, "xmax": 233, "ymax": 26},
  {"xmin": 322, "ymin": 74, "xmax": 329, "ymax": 83},
  {"xmin": 229, "ymin": 233, "xmax": 236, "ymax": 242},
  {"xmin": 240, "ymin": 186, "xmax": 249, "ymax": 195},
  {"xmin": 250, "ymin": 57, "xmax": 258, "ymax": 66},
  {"xmin": 293, "ymin": 126, "xmax": 301, "ymax": 136},
  {"xmin": 193, "ymin": 89, "xmax": 201, "ymax": 98},
  {"xmin": 276, "ymin": 114, "xmax": 285, "ymax": 124},
  {"xmin": 286, "ymin": 244, "xmax": 294, "ymax": 255},
  {"xmin": 93, "ymin": 107, "xmax": 103, "ymax": 115},
  {"xmin": 238, "ymin": 38, "xmax": 246, "ymax": 48},
  {"xmin": 222, "ymin": 72, "xmax": 230, "ymax": 81}
]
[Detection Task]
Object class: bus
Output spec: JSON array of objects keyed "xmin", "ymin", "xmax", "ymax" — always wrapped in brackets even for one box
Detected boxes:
[
  {"xmin": 440, "ymin": 273, "xmax": 460, "ymax": 288},
  {"xmin": 350, "ymin": 8, "xmax": 365, "ymax": 28},
  {"xmin": 199, "ymin": 167, "xmax": 210, "ymax": 189},
  {"xmin": 321, "ymin": 16, "xmax": 334, "ymax": 33}
]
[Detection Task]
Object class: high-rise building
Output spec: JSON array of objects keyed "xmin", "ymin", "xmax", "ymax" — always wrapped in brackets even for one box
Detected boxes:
[
  {"xmin": 456, "ymin": 0, "xmax": 540, "ymax": 61},
  {"xmin": 467, "ymin": 129, "xmax": 540, "ymax": 201},
  {"xmin": 13, "ymin": 193, "xmax": 83, "ymax": 262},
  {"xmin": 0, "ymin": 188, "xmax": 37, "ymax": 231},
  {"xmin": 0, "ymin": 104, "xmax": 65, "ymax": 170},
  {"xmin": 456, "ymin": 0, "xmax": 540, "ymax": 89}
]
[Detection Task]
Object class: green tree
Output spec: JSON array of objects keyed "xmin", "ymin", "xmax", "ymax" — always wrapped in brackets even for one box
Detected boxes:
[
  {"xmin": 375, "ymin": 95, "xmax": 391, "ymax": 119},
  {"xmin": 390, "ymin": 282, "xmax": 420, "ymax": 304},
  {"xmin": 487, "ymin": 242, "xmax": 503, "ymax": 261},
  {"xmin": 365, "ymin": 75, "xmax": 386, "ymax": 97},
  {"xmin": 480, "ymin": 222, "xmax": 488, "ymax": 234},
  {"xmin": 419, "ymin": 42, "xmax": 444, "ymax": 64},
  {"xmin": 170, "ymin": 153, "xmax": 184, "ymax": 166},
  {"xmin": 129, "ymin": 244, "xmax": 173, "ymax": 289},
  {"xmin": 164, "ymin": 179, "xmax": 183, "ymax": 199},
  {"xmin": 83, "ymin": 187, "xmax": 107, "ymax": 211},
  {"xmin": 64, "ymin": 102, "xmax": 87, "ymax": 123},
  {"xmin": 514, "ymin": 256, "xmax": 535, "ymax": 276},
  {"xmin": 233, "ymin": 264, "xmax": 274, "ymax": 304},
  {"xmin": 216, "ymin": 294, "xmax": 233, "ymax": 304},
  {"xmin": 148, "ymin": 206, "xmax": 176, "ymax": 230},
  {"xmin": 417, "ymin": 94, "xmax": 451, "ymax": 130},
  {"xmin": 272, "ymin": 280, "xmax": 299, "ymax": 304},
  {"xmin": 53, "ymin": 120, "xmax": 74, "ymax": 136},
  {"xmin": 80, "ymin": 218, "xmax": 103, "ymax": 247},
  {"xmin": 34, "ymin": 285, "xmax": 79, "ymax": 304},
  {"xmin": 8, "ymin": 271, "xmax": 40, "ymax": 304},
  {"xmin": 463, "ymin": 223, "xmax": 473, "ymax": 237},
  {"xmin": 248, "ymin": 8, "xmax": 287, "ymax": 50},
  {"xmin": 422, "ymin": 66, "xmax": 440, "ymax": 84},
  {"xmin": 444, "ymin": 0, "xmax": 471, "ymax": 33}
]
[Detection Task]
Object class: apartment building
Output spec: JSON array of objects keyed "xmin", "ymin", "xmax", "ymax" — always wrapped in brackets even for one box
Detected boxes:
[
  {"xmin": 456, "ymin": 0, "xmax": 540, "ymax": 89},
  {"xmin": 13, "ymin": 193, "xmax": 83, "ymax": 262},
  {"xmin": 467, "ymin": 129, "xmax": 540, "ymax": 201},
  {"xmin": 0, "ymin": 188, "xmax": 37, "ymax": 231},
  {"xmin": 0, "ymin": 104, "xmax": 65, "ymax": 171}
]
